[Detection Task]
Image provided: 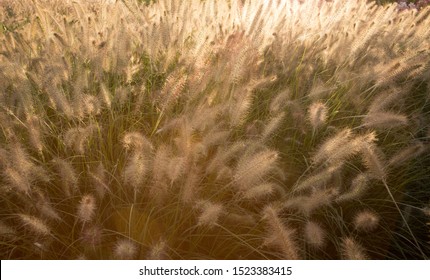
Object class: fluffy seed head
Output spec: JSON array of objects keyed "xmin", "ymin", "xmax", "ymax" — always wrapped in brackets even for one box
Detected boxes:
[
  {"xmin": 262, "ymin": 113, "xmax": 285, "ymax": 140},
  {"xmin": 26, "ymin": 115, "xmax": 44, "ymax": 153},
  {"xmin": 10, "ymin": 143, "xmax": 34, "ymax": 176},
  {"xmin": 81, "ymin": 94, "xmax": 101, "ymax": 116},
  {"xmin": 308, "ymin": 101, "xmax": 328, "ymax": 129},
  {"xmin": 181, "ymin": 166, "xmax": 200, "ymax": 203},
  {"xmin": 64, "ymin": 125, "xmax": 97, "ymax": 154},
  {"xmin": 77, "ymin": 194, "xmax": 96, "ymax": 223},
  {"xmin": 269, "ymin": 90, "xmax": 290, "ymax": 114},
  {"xmin": 234, "ymin": 150, "xmax": 278, "ymax": 190},
  {"xmin": 388, "ymin": 142, "xmax": 426, "ymax": 167},
  {"xmin": 152, "ymin": 145, "xmax": 170, "ymax": 184},
  {"xmin": 167, "ymin": 156, "xmax": 185, "ymax": 184},
  {"xmin": 38, "ymin": 199, "xmax": 61, "ymax": 221},
  {"xmin": 18, "ymin": 214, "xmax": 50, "ymax": 236},
  {"xmin": 197, "ymin": 201, "xmax": 224, "ymax": 228},
  {"xmin": 284, "ymin": 187, "xmax": 339, "ymax": 216},
  {"xmin": 242, "ymin": 183, "xmax": 276, "ymax": 200},
  {"xmin": 100, "ymin": 83, "xmax": 112, "ymax": 107},
  {"xmin": 122, "ymin": 151, "xmax": 148, "ymax": 191},
  {"xmin": 336, "ymin": 173, "xmax": 370, "ymax": 202},
  {"xmin": 123, "ymin": 132, "xmax": 152, "ymax": 152},
  {"xmin": 81, "ymin": 225, "xmax": 103, "ymax": 247},
  {"xmin": 4, "ymin": 167, "xmax": 31, "ymax": 194},
  {"xmin": 89, "ymin": 163, "xmax": 110, "ymax": 199},
  {"xmin": 294, "ymin": 164, "xmax": 342, "ymax": 193},
  {"xmin": 114, "ymin": 239, "xmax": 138, "ymax": 260},
  {"xmin": 312, "ymin": 129, "xmax": 353, "ymax": 164},
  {"xmin": 360, "ymin": 144, "xmax": 386, "ymax": 180},
  {"xmin": 262, "ymin": 205, "xmax": 300, "ymax": 259},
  {"xmin": 304, "ymin": 221, "xmax": 326, "ymax": 248},
  {"xmin": 224, "ymin": 212, "xmax": 256, "ymax": 227},
  {"xmin": 363, "ymin": 112, "xmax": 408, "ymax": 129},
  {"xmin": 147, "ymin": 239, "xmax": 168, "ymax": 260},
  {"xmin": 341, "ymin": 237, "xmax": 368, "ymax": 260},
  {"xmin": 52, "ymin": 157, "xmax": 78, "ymax": 197},
  {"xmin": 354, "ymin": 210, "xmax": 380, "ymax": 232}
]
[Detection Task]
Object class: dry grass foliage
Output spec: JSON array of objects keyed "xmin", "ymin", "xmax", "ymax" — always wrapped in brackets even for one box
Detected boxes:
[{"xmin": 0, "ymin": 0, "xmax": 429, "ymax": 259}]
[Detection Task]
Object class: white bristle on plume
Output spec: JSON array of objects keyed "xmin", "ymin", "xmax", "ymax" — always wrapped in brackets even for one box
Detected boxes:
[
  {"xmin": 354, "ymin": 210, "xmax": 380, "ymax": 232},
  {"xmin": 18, "ymin": 214, "xmax": 51, "ymax": 236},
  {"xmin": 304, "ymin": 221, "xmax": 326, "ymax": 248},
  {"xmin": 197, "ymin": 201, "xmax": 224, "ymax": 228},
  {"xmin": 341, "ymin": 237, "xmax": 368, "ymax": 260},
  {"xmin": 308, "ymin": 101, "xmax": 328, "ymax": 129},
  {"xmin": 114, "ymin": 239, "xmax": 138, "ymax": 260},
  {"xmin": 77, "ymin": 194, "xmax": 96, "ymax": 223}
]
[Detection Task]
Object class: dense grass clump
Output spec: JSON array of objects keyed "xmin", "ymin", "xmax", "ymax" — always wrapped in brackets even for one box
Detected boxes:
[{"xmin": 0, "ymin": 0, "xmax": 429, "ymax": 259}]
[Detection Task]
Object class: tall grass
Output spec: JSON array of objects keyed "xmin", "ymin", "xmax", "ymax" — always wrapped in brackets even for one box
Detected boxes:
[{"xmin": 0, "ymin": 0, "xmax": 429, "ymax": 259}]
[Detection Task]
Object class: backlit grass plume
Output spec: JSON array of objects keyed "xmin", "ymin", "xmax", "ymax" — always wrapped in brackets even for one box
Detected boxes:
[{"xmin": 0, "ymin": 0, "xmax": 429, "ymax": 259}]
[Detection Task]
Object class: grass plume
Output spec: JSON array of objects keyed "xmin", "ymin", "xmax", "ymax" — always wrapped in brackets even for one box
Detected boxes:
[{"xmin": 0, "ymin": 0, "xmax": 429, "ymax": 259}]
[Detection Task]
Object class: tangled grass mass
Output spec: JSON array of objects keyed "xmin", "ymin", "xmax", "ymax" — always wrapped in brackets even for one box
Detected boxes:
[{"xmin": 0, "ymin": 0, "xmax": 430, "ymax": 259}]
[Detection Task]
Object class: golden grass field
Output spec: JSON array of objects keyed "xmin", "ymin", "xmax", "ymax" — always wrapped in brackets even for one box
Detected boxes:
[{"xmin": 0, "ymin": 0, "xmax": 429, "ymax": 259}]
